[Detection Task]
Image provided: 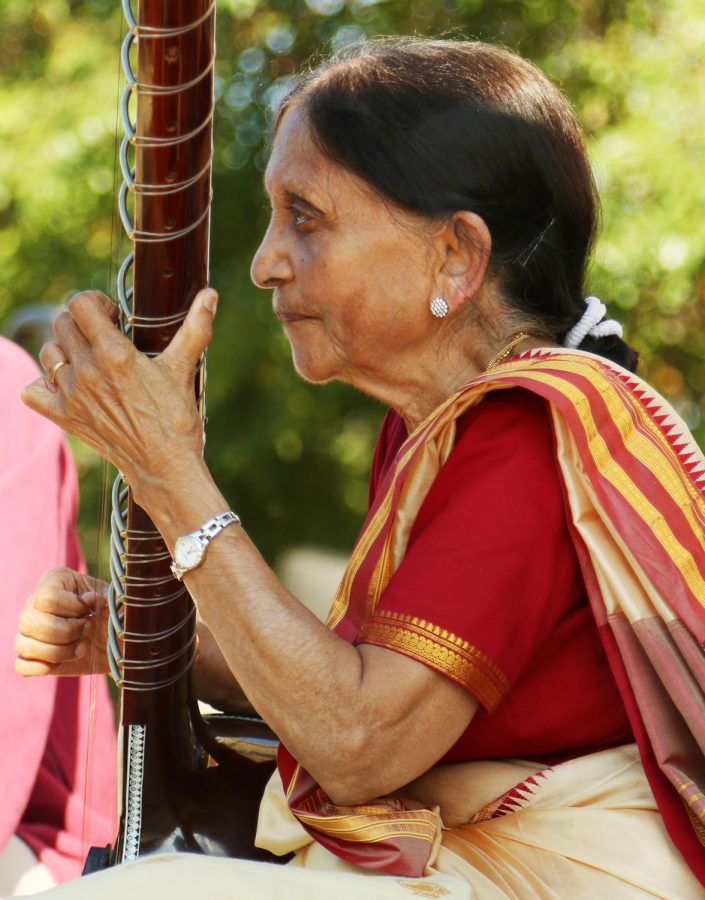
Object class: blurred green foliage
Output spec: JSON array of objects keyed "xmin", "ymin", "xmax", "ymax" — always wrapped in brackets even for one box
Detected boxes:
[{"xmin": 1, "ymin": 0, "xmax": 703, "ymax": 571}]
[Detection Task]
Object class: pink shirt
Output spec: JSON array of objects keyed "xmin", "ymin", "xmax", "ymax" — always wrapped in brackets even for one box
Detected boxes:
[{"xmin": 0, "ymin": 337, "xmax": 116, "ymax": 881}]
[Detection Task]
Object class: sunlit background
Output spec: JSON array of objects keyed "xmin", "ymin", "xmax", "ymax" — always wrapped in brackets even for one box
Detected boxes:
[{"xmin": 1, "ymin": 0, "xmax": 704, "ymax": 580}]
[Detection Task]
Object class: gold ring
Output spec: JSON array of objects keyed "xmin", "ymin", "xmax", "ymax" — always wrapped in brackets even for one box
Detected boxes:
[{"xmin": 48, "ymin": 359, "xmax": 69, "ymax": 386}]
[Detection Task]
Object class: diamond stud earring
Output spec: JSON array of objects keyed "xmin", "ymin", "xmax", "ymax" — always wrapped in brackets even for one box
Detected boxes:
[{"xmin": 430, "ymin": 297, "xmax": 449, "ymax": 318}]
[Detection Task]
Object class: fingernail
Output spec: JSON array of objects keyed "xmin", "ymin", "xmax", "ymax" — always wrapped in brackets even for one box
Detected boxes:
[
  {"xmin": 203, "ymin": 291, "xmax": 218, "ymax": 314},
  {"xmin": 82, "ymin": 620, "xmax": 91, "ymax": 636},
  {"xmin": 75, "ymin": 642, "xmax": 86, "ymax": 658}
]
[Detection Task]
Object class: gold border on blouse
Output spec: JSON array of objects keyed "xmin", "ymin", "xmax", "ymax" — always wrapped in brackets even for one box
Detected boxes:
[{"xmin": 359, "ymin": 610, "xmax": 510, "ymax": 711}]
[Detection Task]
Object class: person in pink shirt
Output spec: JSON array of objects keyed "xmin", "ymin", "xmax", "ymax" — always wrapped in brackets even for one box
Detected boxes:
[{"xmin": 0, "ymin": 336, "xmax": 115, "ymax": 895}]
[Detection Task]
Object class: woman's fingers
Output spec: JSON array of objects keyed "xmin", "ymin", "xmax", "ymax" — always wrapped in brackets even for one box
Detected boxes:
[
  {"xmin": 38, "ymin": 341, "xmax": 70, "ymax": 375},
  {"xmin": 65, "ymin": 291, "xmax": 122, "ymax": 355},
  {"xmin": 23, "ymin": 287, "xmax": 208, "ymax": 486},
  {"xmin": 36, "ymin": 293, "xmax": 129, "ymax": 403},
  {"xmin": 161, "ymin": 288, "xmax": 217, "ymax": 379},
  {"xmin": 53, "ymin": 308, "xmax": 89, "ymax": 359},
  {"xmin": 36, "ymin": 342, "xmax": 70, "ymax": 396},
  {"xmin": 21, "ymin": 372, "xmax": 65, "ymax": 420},
  {"xmin": 44, "ymin": 292, "xmax": 115, "ymax": 376}
]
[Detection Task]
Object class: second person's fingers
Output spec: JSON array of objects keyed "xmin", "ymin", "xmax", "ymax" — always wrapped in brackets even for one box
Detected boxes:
[
  {"xmin": 32, "ymin": 586, "xmax": 101, "ymax": 619},
  {"xmin": 17, "ymin": 607, "xmax": 87, "ymax": 645},
  {"xmin": 161, "ymin": 289, "xmax": 217, "ymax": 379},
  {"xmin": 14, "ymin": 633, "xmax": 84, "ymax": 665}
]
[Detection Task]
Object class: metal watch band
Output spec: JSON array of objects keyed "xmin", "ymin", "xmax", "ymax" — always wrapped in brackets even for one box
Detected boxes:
[
  {"xmin": 198, "ymin": 510, "xmax": 241, "ymax": 540},
  {"xmin": 170, "ymin": 510, "xmax": 241, "ymax": 581}
]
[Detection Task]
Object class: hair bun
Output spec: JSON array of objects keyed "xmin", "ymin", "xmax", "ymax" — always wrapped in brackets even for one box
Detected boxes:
[{"xmin": 564, "ymin": 296, "xmax": 623, "ymax": 349}]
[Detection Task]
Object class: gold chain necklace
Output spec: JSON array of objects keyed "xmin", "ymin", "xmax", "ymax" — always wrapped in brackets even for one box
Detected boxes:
[{"xmin": 484, "ymin": 332, "xmax": 532, "ymax": 372}]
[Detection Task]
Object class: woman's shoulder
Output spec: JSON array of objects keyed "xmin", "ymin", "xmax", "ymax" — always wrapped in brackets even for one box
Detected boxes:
[
  {"xmin": 426, "ymin": 387, "xmax": 562, "ymax": 518},
  {"xmin": 369, "ymin": 388, "xmax": 557, "ymax": 506},
  {"xmin": 456, "ymin": 387, "xmax": 554, "ymax": 454},
  {"xmin": 386, "ymin": 387, "xmax": 555, "ymax": 463},
  {"xmin": 462, "ymin": 385, "xmax": 551, "ymax": 426}
]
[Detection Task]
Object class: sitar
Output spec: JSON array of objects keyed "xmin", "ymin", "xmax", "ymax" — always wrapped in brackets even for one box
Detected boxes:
[{"xmin": 84, "ymin": 0, "xmax": 280, "ymax": 871}]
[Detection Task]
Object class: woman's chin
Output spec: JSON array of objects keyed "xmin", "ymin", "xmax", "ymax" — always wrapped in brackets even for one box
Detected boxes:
[{"xmin": 290, "ymin": 351, "xmax": 338, "ymax": 385}]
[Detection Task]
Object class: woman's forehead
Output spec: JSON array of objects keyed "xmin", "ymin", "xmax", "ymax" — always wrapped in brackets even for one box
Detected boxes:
[
  {"xmin": 264, "ymin": 110, "xmax": 367, "ymax": 212},
  {"xmin": 265, "ymin": 107, "xmax": 321, "ymax": 191}
]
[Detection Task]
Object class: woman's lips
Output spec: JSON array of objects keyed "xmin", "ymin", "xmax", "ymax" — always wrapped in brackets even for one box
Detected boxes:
[{"xmin": 275, "ymin": 310, "xmax": 316, "ymax": 323}]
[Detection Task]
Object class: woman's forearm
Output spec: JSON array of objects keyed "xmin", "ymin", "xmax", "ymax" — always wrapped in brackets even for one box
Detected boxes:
[
  {"xmin": 134, "ymin": 460, "xmax": 368, "ymax": 782},
  {"xmin": 194, "ymin": 621, "xmax": 254, "ymax": 714},
  {"xmin": 133, "ymin": 457, "xmax": 476, "ymax": 803}
]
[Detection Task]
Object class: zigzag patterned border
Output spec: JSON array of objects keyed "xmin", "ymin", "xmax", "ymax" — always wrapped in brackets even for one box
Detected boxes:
[{"xmin": 121, "ymin": 724, "xmax": 146, "ymax": 862}]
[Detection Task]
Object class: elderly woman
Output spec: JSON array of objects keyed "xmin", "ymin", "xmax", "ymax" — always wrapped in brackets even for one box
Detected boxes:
[{"xmin": 15, "ymin": 39, "xmax": 705, "ymax": 899}]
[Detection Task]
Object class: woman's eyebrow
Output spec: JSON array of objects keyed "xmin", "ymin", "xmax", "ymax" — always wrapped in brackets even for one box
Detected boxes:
[
  {"xmin": 261, "ymin": 174, "xmax": 328, "ymax": 215},
  {"xmin": 282, "ymin": 190, "xmax": 325, "ymax": 216}
]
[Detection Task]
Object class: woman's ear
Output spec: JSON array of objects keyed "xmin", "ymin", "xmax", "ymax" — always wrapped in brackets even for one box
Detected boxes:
[{"xmin": 435, "ymin": 212, "xmax": 492, "ymax": 313}]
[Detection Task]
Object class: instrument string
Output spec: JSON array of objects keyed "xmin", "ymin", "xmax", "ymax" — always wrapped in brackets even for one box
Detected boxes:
[{"xmin": 79, "ymin": 6, "xmax": 127, "ymax": 864}]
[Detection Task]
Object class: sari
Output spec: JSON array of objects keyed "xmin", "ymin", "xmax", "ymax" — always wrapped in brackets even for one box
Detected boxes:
[
  {"xmin": 272, "ymin": 348, "xmax": 705, "ymax": 888},
  {"xmin": 32, "ymin": 745, "xmax": 702, "ymax": 899},
  {"xmin": 29, "ymin": 348, "xmax": 705, "ymax": 899}
]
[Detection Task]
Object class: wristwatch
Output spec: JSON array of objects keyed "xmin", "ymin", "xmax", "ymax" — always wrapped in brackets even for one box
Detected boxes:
[{"xmin": 170, "ymin": 510, "xmax": 241, "ymax": 581}]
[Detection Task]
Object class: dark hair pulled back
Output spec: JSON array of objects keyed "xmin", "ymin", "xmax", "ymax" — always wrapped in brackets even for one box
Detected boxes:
[{"xmin": 279, "ymin": 38, "xmax": 638, "ymax": 372}]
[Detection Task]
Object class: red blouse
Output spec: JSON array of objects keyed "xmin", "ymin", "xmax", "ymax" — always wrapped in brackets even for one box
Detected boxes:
[{"xmin": 359, "ymin": 389, "xmax": 632, "ymax": 764}]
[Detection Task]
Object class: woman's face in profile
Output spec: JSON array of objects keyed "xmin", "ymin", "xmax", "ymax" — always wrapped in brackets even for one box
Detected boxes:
[{"xmin": 251, "ymin": 104, "xmax": 440, "ymax": 396}]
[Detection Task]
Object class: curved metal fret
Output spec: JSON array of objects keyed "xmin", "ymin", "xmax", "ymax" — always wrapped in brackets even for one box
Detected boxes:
[
  {"xmin": 122, "ymin": 0, "xmax": 216, "ymax": 38},
  {"xmin": 118, "ymin": 186, "xmax": 212, "ymax": 242}
]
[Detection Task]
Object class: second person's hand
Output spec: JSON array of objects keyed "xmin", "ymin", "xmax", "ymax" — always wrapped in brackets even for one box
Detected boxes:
[{"xmin": 14, "ymin": 567, "xmax": 111, "ymax": 677}]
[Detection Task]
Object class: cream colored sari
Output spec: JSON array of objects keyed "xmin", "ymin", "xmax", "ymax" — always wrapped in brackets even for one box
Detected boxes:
[{"xmin": 30, "ymin": 744, "xmax": 702, "ymax": 898}]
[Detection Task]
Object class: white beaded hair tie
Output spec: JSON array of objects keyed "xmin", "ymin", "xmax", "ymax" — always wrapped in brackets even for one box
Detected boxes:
[{"xmin": 564, "ymin": 295, "xmax": 623, "ymax": 349}]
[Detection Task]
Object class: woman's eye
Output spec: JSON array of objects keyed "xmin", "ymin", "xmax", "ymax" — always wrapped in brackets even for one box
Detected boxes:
[{"xmin": 287, "ymin": 206, "xmax": 311, "ymax": 228}]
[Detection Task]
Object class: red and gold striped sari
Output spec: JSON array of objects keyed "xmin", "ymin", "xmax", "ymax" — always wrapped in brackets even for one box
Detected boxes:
[{"xmin": 276, "ymin": 349, "xmax": 705, "ymax": 886}]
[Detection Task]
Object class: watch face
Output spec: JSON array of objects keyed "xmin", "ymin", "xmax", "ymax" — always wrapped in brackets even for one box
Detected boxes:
[{"xmin": 175, "ymin": 534, "xmax": 204, "ymax": 569}]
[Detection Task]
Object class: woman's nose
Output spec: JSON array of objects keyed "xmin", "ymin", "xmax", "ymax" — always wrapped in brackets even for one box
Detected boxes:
[{"xmin": 250, "ymin": 224, "xmax": 293, "ymax": 289}]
